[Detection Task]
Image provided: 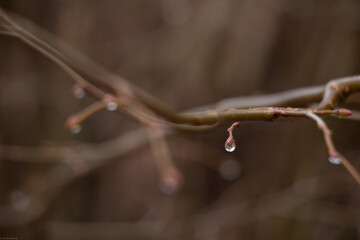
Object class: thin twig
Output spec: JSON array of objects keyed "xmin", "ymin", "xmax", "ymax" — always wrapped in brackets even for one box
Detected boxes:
[
  {"xmin": 1, "ymin": 6, "xmax": 360, "ymax": 189},
  {"xmin": 1, "ymin": 8, "xmax": 360, "ymax": 126},
  {"xmin": 305, "ymin": 111, "xmax": 360, "ymax": 186}
]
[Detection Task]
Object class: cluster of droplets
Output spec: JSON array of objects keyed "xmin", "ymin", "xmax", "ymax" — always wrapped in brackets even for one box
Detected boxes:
[
  {"xmin": 68, "ymin": 85, "xmax": 84, "ymax": 134},
  {"xmin": 223, "ymin": 119, "xmax": 343, "ymax": 169},
  {"xmin": 68, "ymin": 85, "xmax": 122, "ymax": 135}
]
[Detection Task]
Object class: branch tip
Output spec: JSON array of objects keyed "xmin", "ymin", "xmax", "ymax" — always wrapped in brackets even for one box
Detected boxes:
[
  {"xmin": 335, "ymin": 108, "xmax": 352, "ymax": 117},
  {"xmin": 225, "ymin": 121, "xmax": 240, "ymax": 152},
  {"xmin": 159, "ymin": 167, "xmax": 184, "ymax": 195},
  {"xmin": 102, "ymin": 94, "xmax": 119, "ymax": 111},
  {"xmin": 65, "ymin": 116, "xmax": 81, "ymax": 134}
]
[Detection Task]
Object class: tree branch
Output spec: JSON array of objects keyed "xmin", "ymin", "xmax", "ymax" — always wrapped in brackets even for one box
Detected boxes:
[
  {"xmin": 1, "ymin": 6, "xmax": 360, "ymax": 189},
  {"xmin": 306, "ymin": 111, "xmax": 360, "ymax": 186}
]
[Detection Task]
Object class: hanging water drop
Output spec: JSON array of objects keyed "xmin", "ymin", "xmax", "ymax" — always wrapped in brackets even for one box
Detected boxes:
[
  {"xmin": 328, "ymin": 156, "xmax": 341, "ymax": 165},
  {"xmin": 102, "ymin": 94, "xmax": 118, "ymax": 111},
  {"xmin": 158, "ymin": 167, "xmax": 184, "ymax": 195},
  {"xmin": 106, "ymin": 101, "xmax": 118, "ymax": 111},
  {"xmin": 71, "ymin": 124, "xmax": 82, "ymax": 134},
  {"xmin": 72, "ymin": 85, "xmax": 85, "ymax": 99},
  {"xmin": 225, "ymin": 136, "xmax": 236, "ymax": 152}
]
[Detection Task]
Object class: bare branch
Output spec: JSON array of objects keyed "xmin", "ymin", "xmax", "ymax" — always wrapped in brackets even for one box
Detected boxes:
[
  {"xmin": 318, "ymin": 76, "xmax": 360, "ymax": 109},
  {"xmin": 305, "ymin": 111, "xmax": 360, "ymax": 186},
  {"xmin": 0, "ymin": 6, "xmax": 360, "ymax": 196}
]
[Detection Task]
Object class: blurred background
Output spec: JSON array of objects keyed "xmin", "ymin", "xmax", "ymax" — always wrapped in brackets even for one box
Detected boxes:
[{"xmin": 0, "ymin": 0, "xmax": 360, "ymax": 239}]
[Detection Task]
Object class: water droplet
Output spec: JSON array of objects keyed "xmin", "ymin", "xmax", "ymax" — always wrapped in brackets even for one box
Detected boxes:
[
  {"xmin": 328, "ymin": 156, "xmax": 341, "ymax": 165},
  {"xmin": 219, "ymin": 158, "xmax": 241, "ymax": 181},
  {"xmin": 106, "ymin": 101, "xmax": 118, "ymax": 111},
  {"xmin": 158, "ymin": 179, "xmax": 179, "ymax": 195},
  {"xmin": 225, "ymin": 136, "xmax": 236, "ymax": 152},
  {"xmin": 71, "ymin": 124, "xmax": 82, "ymax": 134},
  {"xmin": 158, "ymin": 167, "xmax": 184, "ymax": 195},
  {"xmin": 72, "ymin": 85, "xmax": 85, "ymax": 99}
]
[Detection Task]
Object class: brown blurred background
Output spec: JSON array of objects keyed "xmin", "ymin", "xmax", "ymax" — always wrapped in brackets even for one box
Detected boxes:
[{"xmin": 0, "ymin": 0, "xmax": 360, "ymax": 239}]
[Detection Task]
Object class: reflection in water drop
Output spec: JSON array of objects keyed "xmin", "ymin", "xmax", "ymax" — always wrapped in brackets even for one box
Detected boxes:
[
  {"xmin": 158, "ymin": 179, "xmax": 178, "ymax": 195},
  {"xmin": 158, "ymin": 168, "xmax": 184, "ymax": 195},
  {"xmin": 106, "ymin": 101, "xmax": 118, "ymax": 111},
  {"xmin": 71, "ymin": 124, "xmax": 82, "ymax": 134},
  {"xmin": 74, "ymin": 88, "xmax": 85, "ymax": 99},
  {"xmin": 10, "ymin": 191, "xmax": 29, "ymax": 212},
  {"xmin": 328, "ymin": 156, "xmax": 341, "ymax": 165},
  {"xmin": 224, "ymin": 136, "xmax": 236, "ymax": 152},
  {"xmin": 219, "ymin": 159, "xmax": 241, "ymax": 181}
]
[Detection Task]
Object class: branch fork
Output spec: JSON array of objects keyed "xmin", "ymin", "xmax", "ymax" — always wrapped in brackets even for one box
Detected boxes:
[{"xmin": 1, "ymin": 6, "xmax": 360, "ymax": 189}]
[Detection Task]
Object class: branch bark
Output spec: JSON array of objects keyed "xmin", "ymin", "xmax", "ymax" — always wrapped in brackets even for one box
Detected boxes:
[{"xmin": 0, "ymin": 6, "xmax": 360, "ymax": 190}]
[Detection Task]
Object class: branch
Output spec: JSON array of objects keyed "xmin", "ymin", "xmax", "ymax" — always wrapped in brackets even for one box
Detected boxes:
[
  {"xmin": 1, "ymin": 6, "xmax": 360, "ymax": 189},
  {"xmin": 318, "ymin": 76, "xmax": 360, "ymax": 109},
  {"xmin": 216, "ymin": 85, "xmax": 324, "ymax": 109},
  {"xmin": 1, "ymin": 8, "xmax": 360, "ymax": 126},
  {"xmin": 305, "ymin": 111, "xmax": 360, "ymax": 186},
  {"xmin": 0, "ymin": 7, "xmax": 185, "ymax": 193}
]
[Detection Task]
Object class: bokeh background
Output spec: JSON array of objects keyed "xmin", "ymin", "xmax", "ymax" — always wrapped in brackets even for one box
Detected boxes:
[{"xmin": 1, "ymin": 0, "xmax": 360, "ymax": 239}]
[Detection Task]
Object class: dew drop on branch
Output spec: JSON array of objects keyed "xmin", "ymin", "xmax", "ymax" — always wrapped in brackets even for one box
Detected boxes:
[
  {"xmin": 106, "ymin": 101, "xmax": 118, "ymax": 111},
  {"xmin": 158, "ymin": 167, "xmax": 184, "ymax": 195},
  {"xmin": 328, "ymin": 156, "xmax": 341, "ymax": 165},
  {"xmin": 72, "ymin": 85, "xmax": 85, "ymax": 99},
  {"xmin": 224, "ymin": 136, "xmax": 236, "ymax": 152},
  {"xmin": 71, "ymin": 124, "xmax": 82, "ymax": 134}
]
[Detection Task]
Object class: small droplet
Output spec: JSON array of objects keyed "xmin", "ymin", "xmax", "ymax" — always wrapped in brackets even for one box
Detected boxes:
[
  {"xmin": 158, "ymin": 167, "xmax": 184, "ymax": 195},
  {"xmin": 71, "ymin": 124, "xmax": 82, "ymax": 134},
  {"xmin": 72, "ymin": 85, "xmax": 85, "ymax": 99},
  {"xmin": 106, "ymin": 101, "xmax": 118, "ymax": 111},
  {"xmin": 328, "ymin": 156, "xmax": 341, "ymax": 165},
  {"xmin": 158, "ymin": 179, "xmax": 179, "ymax": 195},
  {"xmin": 225, "ymin": 136, "xmax": 236, "ymax": 152}
]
